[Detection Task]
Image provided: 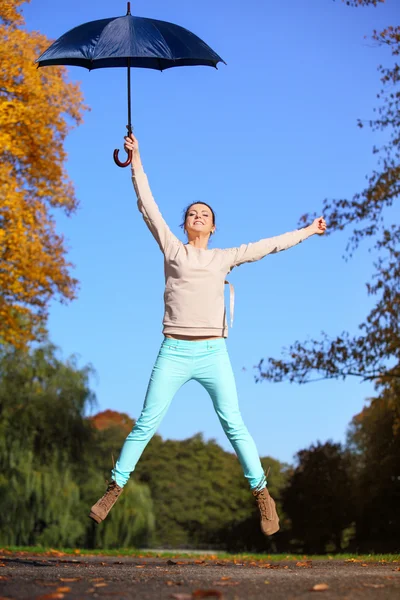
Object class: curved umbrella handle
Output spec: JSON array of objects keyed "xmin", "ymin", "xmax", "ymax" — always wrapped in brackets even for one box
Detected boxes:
[{"xmin": 113, "ymin": 147, "xmax": 132, "ymax": 168}]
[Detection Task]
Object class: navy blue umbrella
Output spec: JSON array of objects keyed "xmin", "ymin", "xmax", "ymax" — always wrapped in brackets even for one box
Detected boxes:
[{"xmin": 36, "ymin": 2, "xmax": 225, "ymax": 166}]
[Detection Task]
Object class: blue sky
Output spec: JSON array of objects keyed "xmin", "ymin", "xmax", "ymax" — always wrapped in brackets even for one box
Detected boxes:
[{"xmin": 23, "ymin": 0, "xmax": 398, "ymax": 465}]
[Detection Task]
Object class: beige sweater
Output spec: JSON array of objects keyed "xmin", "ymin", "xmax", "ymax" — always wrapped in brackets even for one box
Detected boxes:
[{"xmin": 132, "ymin": 167, "xmax": 313, "ymax": 338}]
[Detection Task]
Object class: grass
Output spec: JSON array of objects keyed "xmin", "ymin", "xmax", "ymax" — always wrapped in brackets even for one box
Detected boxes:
[{"xmin": 1, "ymin": 547, "xmax": 399, "ymax": 563}]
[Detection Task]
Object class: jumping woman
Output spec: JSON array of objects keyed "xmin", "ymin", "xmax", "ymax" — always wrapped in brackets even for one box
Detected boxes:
[{"xmin": 89, "ymin": 133, "xmax": 327, "ymax": 536}]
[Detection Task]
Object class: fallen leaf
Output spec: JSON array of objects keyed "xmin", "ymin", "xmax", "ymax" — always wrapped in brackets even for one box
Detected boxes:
[
  {"xmin": 0, "ymin": 576, "xmax": 9, "ymax": 581},
  {"xmin": 192, "ymin": 591, "xmax": 223, "ymax": 599},
  {"xmin": 56, "ymin": 588, "xmax": 71, "ymax": 593},
  {"xmin": 34, "ymin": 582, "xmax": 58, "ymax": 587},
  {"xmin": 89, "ymin": 578, "xmax": 105, "ymax": 582},
  {"xmin": 48, "ymin": 550, "xmax": 65, "ymax": 558},
  {"xmin": 94, "ymin": 583, "xmax": 107, "ymax": 588},
  {"xmin": 169, "ymin": 594, "xmax": 191, "ymax": 600},
  {"xmin": 213, "ymin": 580, "xmax": 240, "ymax": 587},
  {"xmin": 361, "ymin": 563, "xmax": 368, "ymax": 567},
  {"xmin": 220, "ymin": 577, "xmax": 230, "ymax": 581},
  {"xmin": 35, "ymin": 594, "xmax": 65, "ymax": 600},
  {"xmin": 135, "ymin": 565, "xmax": 145, "ymax": 568},
  {"xmin": 345, "ymin": 558, "xmax": 360, "ymax": 563},
  {"xmin": 296, "ymin": 561, "xmax": 312, "ymax": 568},
  {"xmin": 312, "ymin": 583, "xmax": 329, "ymax": 592},
  {"xmin": 167, "ymin": 560, "xmax": 178, "ymax": 565},
  {"xmin": 394, "ymin": 568, "xmax": 400, "ymax": 572},
  {"xmin": 59, "ymin": 578, "xmax": 81, "ymax": 582},
  {"xmin": 0, "ymin": 563, "xmax": 5, "ymax": 567},
  {"xmin": 264, "ymin": 580, "xmax": 270, "ymax": 584}
]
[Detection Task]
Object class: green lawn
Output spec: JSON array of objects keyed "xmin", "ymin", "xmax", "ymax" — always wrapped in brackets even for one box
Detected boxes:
[{"xmin": 1, "ymin": 547, "xmax": 399, "ymax": 563}]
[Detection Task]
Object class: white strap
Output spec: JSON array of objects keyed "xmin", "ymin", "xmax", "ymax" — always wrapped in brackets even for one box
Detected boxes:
[{"xmin": 224, "ymin": 280, "xmax": 235, "ymax": 328}]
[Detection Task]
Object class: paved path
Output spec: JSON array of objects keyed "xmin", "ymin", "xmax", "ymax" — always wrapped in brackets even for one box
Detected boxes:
[{"xmin": 0, "ymin": 553, "xmax": 399, "ymax": 599}]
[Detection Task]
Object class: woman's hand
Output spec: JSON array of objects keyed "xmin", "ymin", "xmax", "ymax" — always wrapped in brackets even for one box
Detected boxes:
[
  {"xmin": 309, "ymin": 216, "xmax": 327, "ymax": 236},
  {"xmin": 124, "ymin": 133, "xmax": 142, "ymax": 168}
]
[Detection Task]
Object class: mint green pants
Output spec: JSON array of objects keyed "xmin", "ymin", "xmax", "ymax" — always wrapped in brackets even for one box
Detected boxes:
[{"xmin": 112, "ymin": 337, "xmax": 266, "ymax": 490}]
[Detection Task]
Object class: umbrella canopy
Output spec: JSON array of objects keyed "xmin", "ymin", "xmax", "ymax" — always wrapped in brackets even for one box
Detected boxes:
[
  {"xmin": 36, "ymin": 3, "xmax": 225, "ymax": 165},
  {"xmin": 36, "ymin": 14, "xmax": 225, "ymax": 71}
]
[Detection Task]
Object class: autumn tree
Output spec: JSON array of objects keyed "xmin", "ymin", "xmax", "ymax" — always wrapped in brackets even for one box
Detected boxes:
[
  {"xmin": 0, "ymin": 0, "xmax": 86, "ymax": 349},
  {"xmin": 257, "ymin": 0, "xmax": 399, "ymax": 386}
]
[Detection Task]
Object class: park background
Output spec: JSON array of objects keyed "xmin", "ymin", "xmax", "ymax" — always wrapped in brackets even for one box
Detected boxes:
[{"xmin": 0, "ymin": 0, "xmax": 399, "ymax": 553}]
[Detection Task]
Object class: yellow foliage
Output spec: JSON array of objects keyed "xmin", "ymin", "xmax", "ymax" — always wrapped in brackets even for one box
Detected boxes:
[
  {"xmin": 0, "ymin": 1, "xmax": 87, "ymax": 348},
  {"xmin": 0, "ymin": 0, "xmax": 27, "ymax": 26}
]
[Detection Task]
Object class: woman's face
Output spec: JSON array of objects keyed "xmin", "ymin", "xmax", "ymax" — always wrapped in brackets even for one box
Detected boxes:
[{"xmin": 185, "ymin": 203, "xmax": 215, "ymax": 238}]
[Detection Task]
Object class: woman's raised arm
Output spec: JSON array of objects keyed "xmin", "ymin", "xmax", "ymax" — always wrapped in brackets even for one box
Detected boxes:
[{"xmin": 125, "ymin": 134, "xmax": 179, "ymax": 255}]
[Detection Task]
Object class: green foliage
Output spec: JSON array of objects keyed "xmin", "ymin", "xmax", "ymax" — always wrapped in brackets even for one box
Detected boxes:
[
  {"xmin": 85, "ymin": 478, "xmax": 155, "ymax": 549},
  {"xmin": 282, "ymin": 442, "xmax": 355, "ymax": 554},
  {"xmin": 135, "ymin": 433, "xmax": 259, "ymax": 548},
  {"xmin": 347, "ymin": 379, "xmax": 400, "ymax": 551},
  {"xmin": 0, "ymin": 342, "xmax": 290, "ymax": 551},
  {"xmin": 0, "ymin": 344, "xmax": 154, "ymax": 549},
  {"xmin": 0, "ymin": 341, "xmax": 399, "ymax": 553}
]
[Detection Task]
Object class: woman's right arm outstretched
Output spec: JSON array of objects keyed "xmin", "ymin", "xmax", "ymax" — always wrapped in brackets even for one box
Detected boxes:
[{"xmin": 124, "ymin": 133, "xmax": 179, "ymax": 255}]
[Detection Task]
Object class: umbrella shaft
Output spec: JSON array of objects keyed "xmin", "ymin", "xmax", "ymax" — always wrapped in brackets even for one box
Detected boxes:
[{"xmin": 127, "ymin": 59, "xmax": 132, "ymax": 134}]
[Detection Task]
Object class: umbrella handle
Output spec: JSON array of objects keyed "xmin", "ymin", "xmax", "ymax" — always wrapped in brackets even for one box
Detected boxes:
[{"xmin": 113, "ymin": 147, "xmax": 132, "ymax": 168}]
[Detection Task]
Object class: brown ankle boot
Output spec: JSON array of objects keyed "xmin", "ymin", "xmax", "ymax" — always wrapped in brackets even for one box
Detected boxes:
[
  {"xmin": 252, "ymin": 486, "xmax": 280, "ymax": 536},
  {"xmin": 89, "ymin": 481, "xmax": 123, "ymax": 524}
]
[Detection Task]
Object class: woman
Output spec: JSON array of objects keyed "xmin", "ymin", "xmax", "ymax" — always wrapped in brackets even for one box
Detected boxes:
[{"xmin": 89, "ymin": 133, "xmax": 327, "ymax": 536}]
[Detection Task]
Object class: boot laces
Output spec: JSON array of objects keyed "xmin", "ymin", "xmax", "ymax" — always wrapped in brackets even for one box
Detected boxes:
[
  {"xmin": 98, "ymin": 481, "xmax": 121, "ymax": 509},
  {"xmin": 255, "ymin": 488, "xmax": 272, "ymax": 521}
]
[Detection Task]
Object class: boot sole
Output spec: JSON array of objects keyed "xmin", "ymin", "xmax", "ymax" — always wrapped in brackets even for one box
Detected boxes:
[{"xmin": 89, "ymin": 511, "xmax": 103, "ymax": 524}]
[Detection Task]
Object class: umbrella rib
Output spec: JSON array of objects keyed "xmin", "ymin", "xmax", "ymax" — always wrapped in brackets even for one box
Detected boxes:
[{"xmin": 151, "ymin": 21, "xmax": 174, "ymax": 63}]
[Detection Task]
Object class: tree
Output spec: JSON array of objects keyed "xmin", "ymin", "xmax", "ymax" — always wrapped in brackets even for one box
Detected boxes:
[
  {"xmin": 0, "ymin": 343, "xmax": 94, "ymax": 546},
  {"xmin": 282, "ymin": 442, "xmax": 355, "ymax": 554},
  {"xmin": 0, "ymin": 344, "xmax": 154, "ymax": 549},
  {"xmin": 347, "ymin": 379, "xmax": 400, "ymax": 550},
  {"xmin": 257, "ymin": 0, "xmax": 399, "ymax": 386},
  {"xmin": 218, "ymin": 456, "xmax": 292, "ymax": 553},
  {"xmin": 0, "ymin": 0, "xmax": 86, "ymax": 349}
]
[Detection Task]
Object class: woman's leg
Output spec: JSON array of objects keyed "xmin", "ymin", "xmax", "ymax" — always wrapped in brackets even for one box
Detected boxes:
[
  {"xmin": 193, "ymin": 340, "xmax": 266, "ymax": 491},
  {"xmin": 112, "ymin": 339, "xmax": 191, "ymax": 487}
]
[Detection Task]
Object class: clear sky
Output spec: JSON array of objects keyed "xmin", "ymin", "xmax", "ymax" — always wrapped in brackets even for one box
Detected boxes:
[{"xmin": 23, "ymin": 0, "xmax": 399, "ymax": 465}]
